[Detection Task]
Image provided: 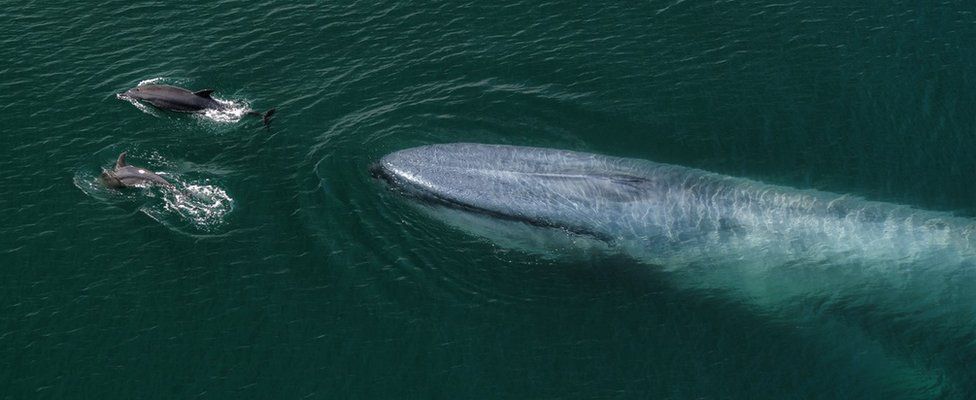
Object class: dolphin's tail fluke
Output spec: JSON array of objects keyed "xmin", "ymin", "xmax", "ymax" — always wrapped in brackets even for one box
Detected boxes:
[
  {"xmin": 247, "ymin": 108, "xmax": 276, "ymax": 128},
  {"xmin": 262, "ymin": 108, "xmax": 276, "ymax": 128}
]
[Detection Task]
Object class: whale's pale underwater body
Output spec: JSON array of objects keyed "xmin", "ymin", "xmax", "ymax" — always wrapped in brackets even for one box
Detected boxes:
[{"xmin": 372, "ymin": 143, "xmax": 976, "ymax": 395}]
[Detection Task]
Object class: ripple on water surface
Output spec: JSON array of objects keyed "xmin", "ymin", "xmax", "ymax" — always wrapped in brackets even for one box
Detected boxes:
[{"xmin": 299, "ymin": 75, "xmax": 614, "ymax": 308}]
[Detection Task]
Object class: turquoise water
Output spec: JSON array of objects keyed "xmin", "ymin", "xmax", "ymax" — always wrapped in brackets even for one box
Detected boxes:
[{"xmin": 2, "ymin": 1, "xmax": 975, "ymax": 398}]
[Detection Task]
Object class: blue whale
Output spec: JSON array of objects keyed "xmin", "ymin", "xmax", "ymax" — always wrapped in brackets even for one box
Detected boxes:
[
  {"xmin": 372, "ymin": 143, "xmax": 976, "ymax": 266},
  {"xmin": 372, "ymin": 143, "xmax": 976, "ymax": 393}
]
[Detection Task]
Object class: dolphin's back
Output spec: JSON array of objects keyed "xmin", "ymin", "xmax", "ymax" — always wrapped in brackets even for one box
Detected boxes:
[
  {"xmin": 114, "ymin": 165, "xmax": 172, "ymax": 187},
  {"xmin": 127, "ymin": 84, "xmax": 217, "ymax": 112}
]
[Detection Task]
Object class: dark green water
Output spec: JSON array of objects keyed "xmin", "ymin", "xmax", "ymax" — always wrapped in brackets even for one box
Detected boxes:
[{"xmin": 2, "ymin": 1, "xmax": 975, "ymax": 398}]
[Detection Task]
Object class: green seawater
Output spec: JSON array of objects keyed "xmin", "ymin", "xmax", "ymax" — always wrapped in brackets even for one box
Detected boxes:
[{"xmin": 2, "ymin": 1, "xmax": 975, "ymax": 398}]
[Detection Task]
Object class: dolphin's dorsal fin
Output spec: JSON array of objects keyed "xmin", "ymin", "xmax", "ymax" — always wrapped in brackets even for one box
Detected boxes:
[
  {"xmin": 116, "ymin": 152, "xmax": 128, "ymax": 168},
  {"xmin": 194, "ymin": 89, "xmax": 215, "ymax": 98}
]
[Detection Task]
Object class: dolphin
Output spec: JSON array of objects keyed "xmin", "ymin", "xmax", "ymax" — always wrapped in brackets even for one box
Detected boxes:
[
  {"xmin": 100, "ymin": 152, "xmax": 174, "ymax": 189},
  {"xmin": 119, "ymin": 84, "xmax": 276, "ymax": 127},
  {"xmin": 372, "ymin": 143, "xmax": 976, "ymax": 393}
]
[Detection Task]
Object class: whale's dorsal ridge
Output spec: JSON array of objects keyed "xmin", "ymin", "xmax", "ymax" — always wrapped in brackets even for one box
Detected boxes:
[
  {"xmin": 520, "ymin": 172, "xmax": 651, "ymax": 203},
  {"xmin": 116, "ymin": 152, "xmax": 128, "ymax": 169},
  {"xmin": 194, "ymin": 89, "xmax": 215, "ymax": 99}
]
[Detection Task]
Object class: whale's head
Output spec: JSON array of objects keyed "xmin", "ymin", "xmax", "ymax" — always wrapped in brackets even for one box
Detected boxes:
[
  {"xmin": 371, "ymin": 143, "xmax": 660, "ymax": 240},
  {"xmin": 370, "ymin": 143, "xmax": 499, "ymax": 206}
]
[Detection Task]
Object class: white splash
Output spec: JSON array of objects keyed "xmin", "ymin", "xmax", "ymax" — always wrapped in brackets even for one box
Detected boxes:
[
  {"xmin": 200, "ymin": 97, "xmax": 251, "ymax": 124},
  {"xmin": 160, "ymin": 183, "xmax": 235, "ymax": 231},
  {"xmin": 116, "ymin": 92, "xmax": 156, "ymax": 115},
  {"xmin": 137, "ymin": 77, "xmax": 166, "ymax": 86}
]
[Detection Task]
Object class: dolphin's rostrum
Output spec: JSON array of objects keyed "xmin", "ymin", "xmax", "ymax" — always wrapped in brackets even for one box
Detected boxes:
[{"xmin": 120, "ymin": 84, "xmax": 276, "ymax": 127}]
